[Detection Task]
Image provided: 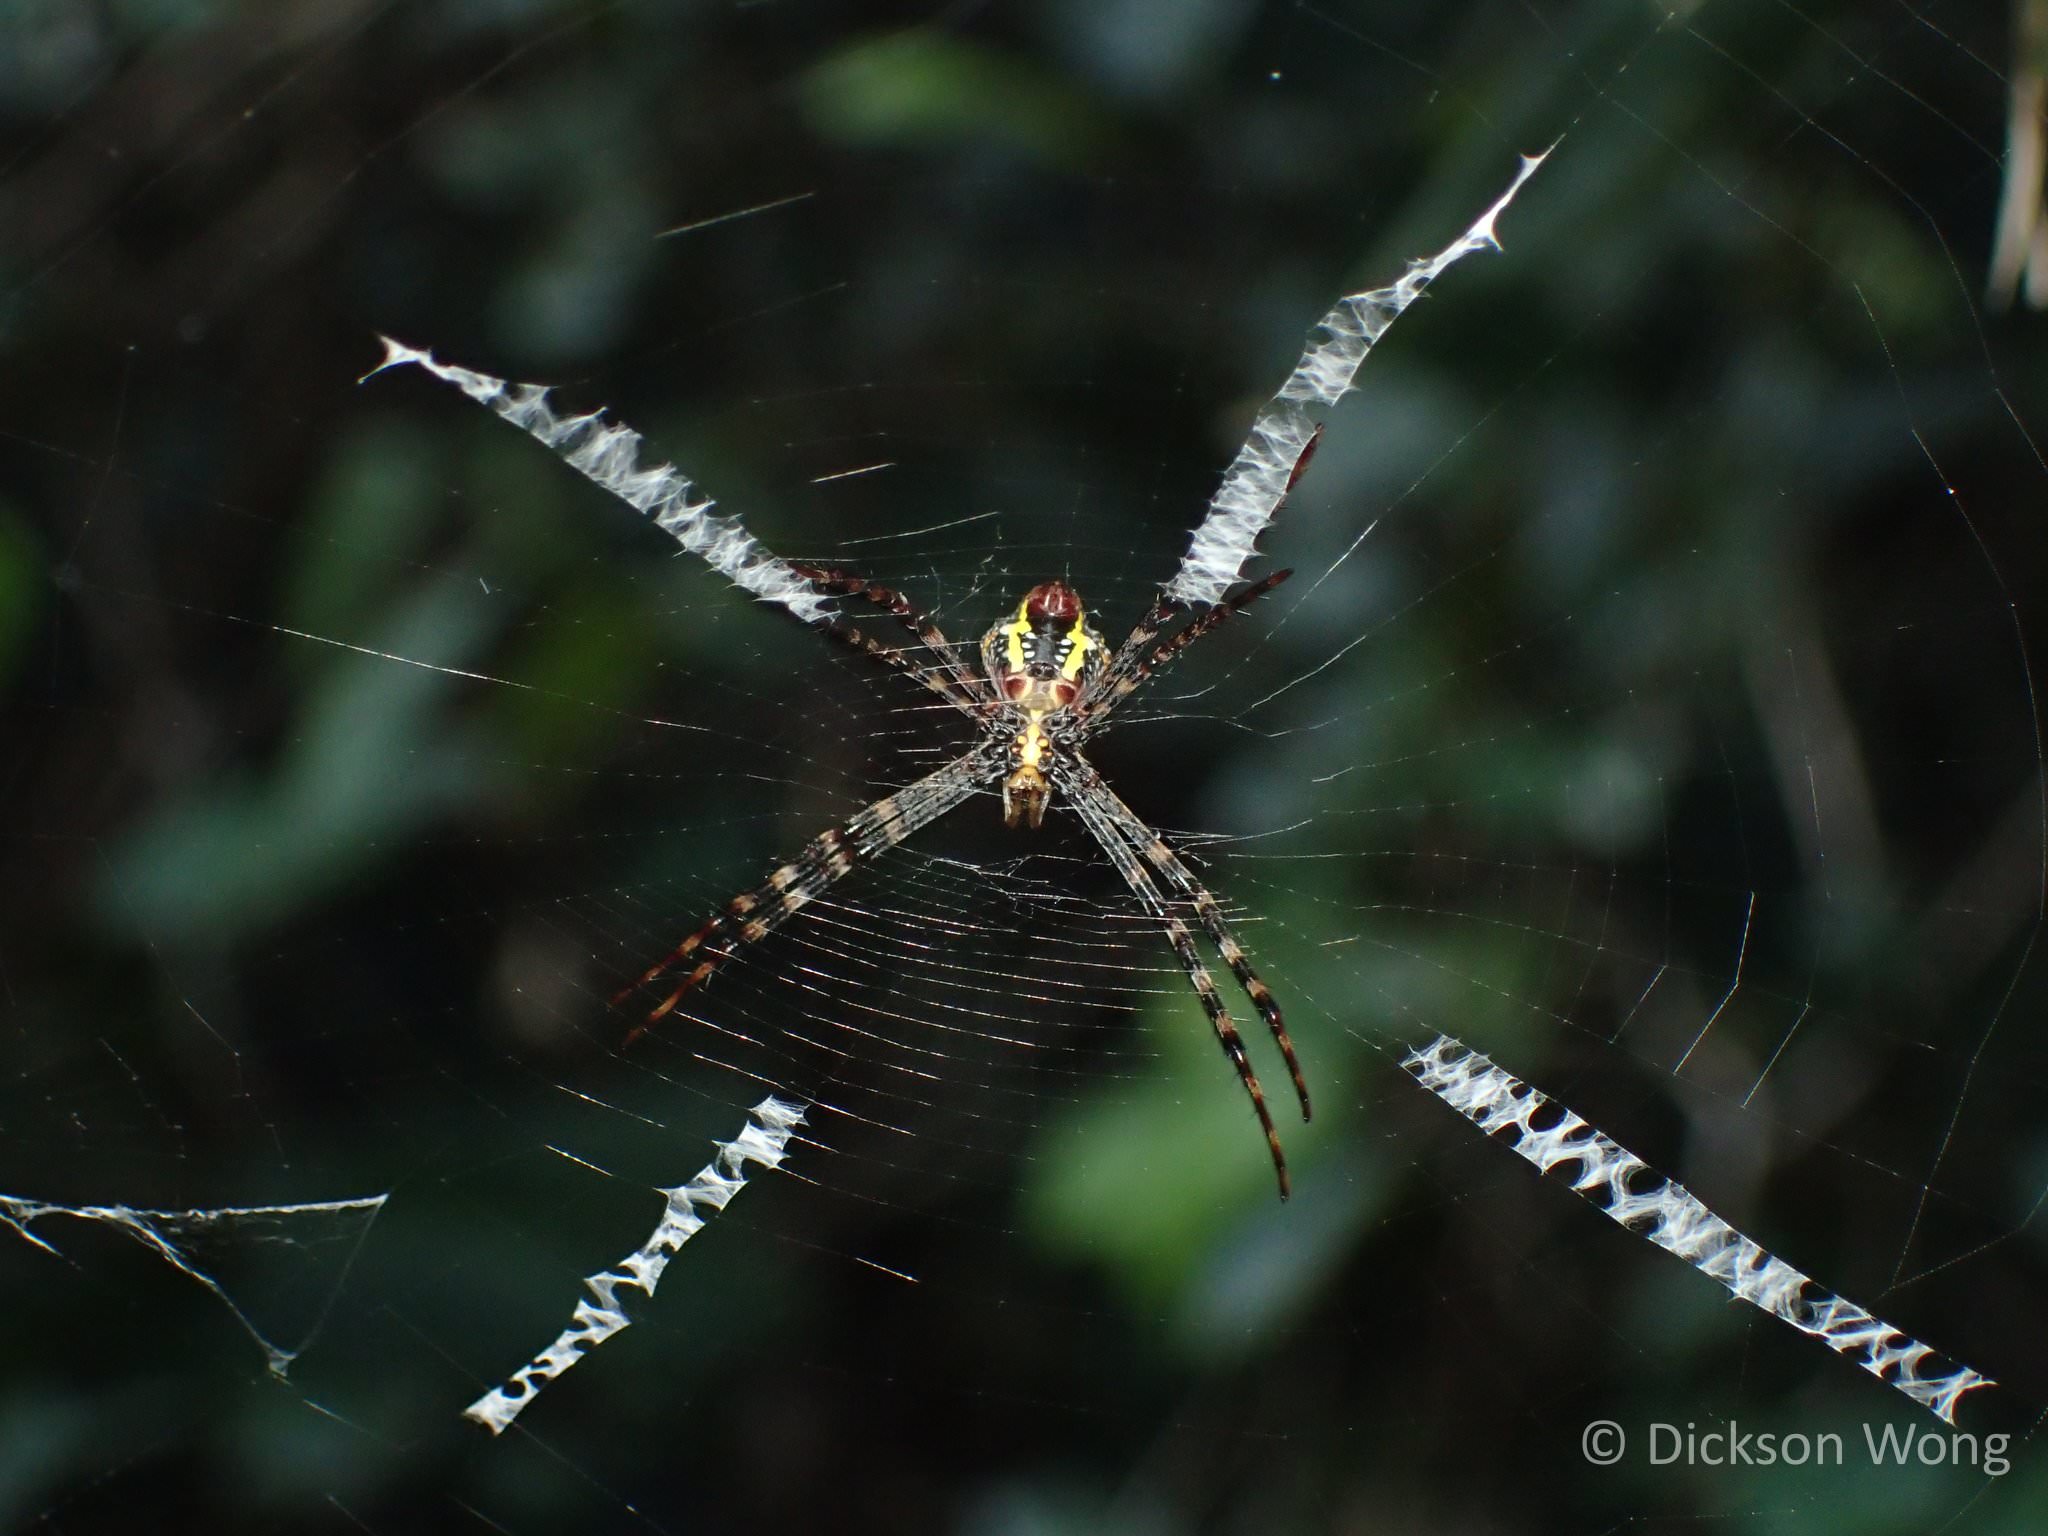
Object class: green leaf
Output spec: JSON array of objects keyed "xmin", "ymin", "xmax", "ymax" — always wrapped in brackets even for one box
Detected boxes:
[{"xmin": 801, "ymin": 33, "xmax": 1116, "ymax": 169}]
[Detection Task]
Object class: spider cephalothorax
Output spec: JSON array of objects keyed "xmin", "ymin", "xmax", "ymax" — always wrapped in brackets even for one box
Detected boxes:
[{"xmin": 980, "ymin": 580, "xmax": 1108, "ymax": 830}]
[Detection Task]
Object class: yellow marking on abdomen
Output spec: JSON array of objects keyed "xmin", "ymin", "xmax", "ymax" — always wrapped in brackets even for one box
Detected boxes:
[
  {"xmin": 1003, "ymin": 598, "xmax": 1032, "ymax": 671},
  {"xmin": 1018, "ymin": 710, "xmax": 1046, "ymax": 769},
  {"xmin": 1060, "ymin": 613, "xmax": 1094, "ymax": 679}
]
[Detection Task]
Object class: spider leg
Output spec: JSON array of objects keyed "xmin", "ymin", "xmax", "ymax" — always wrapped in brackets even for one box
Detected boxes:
[
  {"xmin": 793, "ymin": 564, "xmax": 992, "ymax": 709},
  {"xmin": 1069, "ymin": 763, "xmax": 1309, "ymax": 1121},
  {"xmin": 1086, "ymin": 591, "xmax": 1182, "ymax": 709},
  {"xmin": 1079, "ymin": 567, "xmax": 1293, "ymax": 729},
  {"xmin": 816, "ymin": 615, "xmax": 986, "ymax": 720},
  {"xmin": 618, "ymin": 746, "xmax": 993, "ymax": 1037},
  {"xmin": 1061, "ymin": 768, "xmax": 1293, "ymax": 1199}
]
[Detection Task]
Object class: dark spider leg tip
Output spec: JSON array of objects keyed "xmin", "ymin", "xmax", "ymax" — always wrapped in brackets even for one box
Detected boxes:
[
  {"xmin": 1269, "ymin": 1029, "xmax": 1310, "ymax": 1121},
  {"xmin": 610, "ymin": 962, "xmax": 672, "ymax": 1008},
  {"xmin": 1230, "ymin": 1026, "xmax": 1292, "ymax": 1202},
  {"xmin": 1261, "ymin": 1114, "xmax": 1291, "ymax": 1201},
  {"xmin": 612, "ymin": 926, "xmax": 717, "ymax": 1005},
  {"xmin": 1275, "ymin": 1033, "xmax": 1311, "ymax": 1121},
  {"xmin": 618, "ymin": 958, "xmax": 718, "ymax": 1046},
  {"xmin": 1281, "ymin": 1071, "xmax": 1311, "ymax": 1123},
  {"xmin": 1285, "ymin": 424, "xmax": 1324, "ymax": 491}
]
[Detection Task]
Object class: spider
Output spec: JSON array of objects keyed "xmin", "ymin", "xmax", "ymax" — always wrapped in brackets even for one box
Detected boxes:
[{"xmin": 617, "ymin": 445, "xmax": 1321, "ymax": 1200}]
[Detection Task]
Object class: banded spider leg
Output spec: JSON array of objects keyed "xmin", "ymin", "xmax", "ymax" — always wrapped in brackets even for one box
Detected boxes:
[
  {"xmin": 792, "ymin": 564, "xmax": 992, "ymax": 711},
  {"xmin": 1058, "ymin": 756, "xmax": 1308, "ymax": 1198},
  {"xmin": 617, "ymin": 745, "xmax": 995, "ymax": 1035}
]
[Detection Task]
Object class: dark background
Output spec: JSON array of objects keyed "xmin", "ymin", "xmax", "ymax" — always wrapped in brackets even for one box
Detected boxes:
[{"xmin": 3, "ymin": 1, "xmax": 2046, "ymax": 1532}]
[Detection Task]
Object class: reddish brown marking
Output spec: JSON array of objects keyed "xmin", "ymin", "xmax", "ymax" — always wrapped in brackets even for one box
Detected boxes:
[
  {"xmin": 1286, "ymin": 424, "xmax": 1324, "ymax": 492},
  {"xmin": 611, "ymin": 925, "xmax": 706, "ymax": 1006},
  {"xmin": 1024, "ymin": 580, "xmax": 1081, "ymax": 624},
  {"xmin": 1002, "ymin": 674, "xmax": 1030, "ymax": 701},
  {"xmin": 620, "ymin": 955, "xmax": 718, "ymax": 1044},
  {"xmin": 623, "ymin": 983, "xmax": 683, "ymax": 1047}
]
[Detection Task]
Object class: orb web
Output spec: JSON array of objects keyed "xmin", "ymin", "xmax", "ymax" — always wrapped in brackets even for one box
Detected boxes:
[{"xmin": 3, "ymin": 1, "xmax": 2043, "ymax": 1529}]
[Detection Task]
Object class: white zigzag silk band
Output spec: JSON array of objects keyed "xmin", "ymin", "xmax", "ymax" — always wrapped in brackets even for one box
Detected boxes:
[
  {"xmin": 365, "ymin": 339, "xmax": 832, "ymax": 626},
  {"xmin": 1166, "ymin": 149, "xmax": 1550, "ymax": 609},
  {"xmin": 1402, "ymin": 1036, "xmax": 1992, "ymax": 1424},
  {"xmin": 463, "ymin": 1095, "xmax": 807, "ymax": 1435}
]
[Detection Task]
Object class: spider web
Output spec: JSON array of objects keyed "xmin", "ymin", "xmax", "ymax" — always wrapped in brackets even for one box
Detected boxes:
[{"xmin": 4, "ymin": 1, "xmax": 2045, "ymax": 1531}]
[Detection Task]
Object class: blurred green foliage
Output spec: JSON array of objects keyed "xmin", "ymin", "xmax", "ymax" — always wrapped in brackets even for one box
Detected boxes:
[{"xmin": 1, "ymin": 2, "xmax": 2043, "ymax": 1534}]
